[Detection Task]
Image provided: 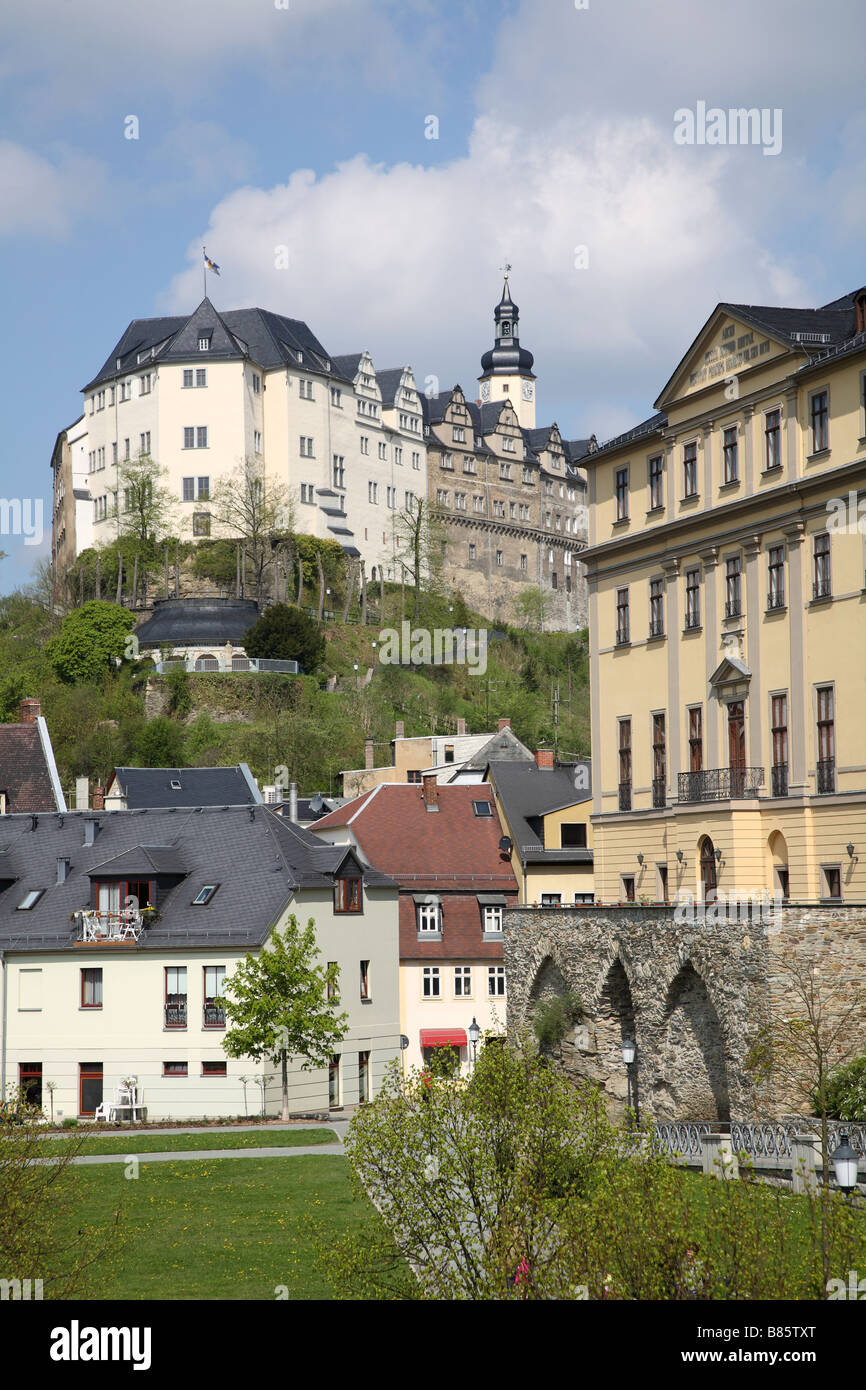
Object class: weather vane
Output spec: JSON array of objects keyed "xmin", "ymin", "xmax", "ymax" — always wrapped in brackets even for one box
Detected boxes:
[{"xmin": 501, "ymin": 261, "xmax": 512, "ymax": 280}]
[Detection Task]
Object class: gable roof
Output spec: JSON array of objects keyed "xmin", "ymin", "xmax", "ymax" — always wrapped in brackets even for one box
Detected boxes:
[
  {"xmin": 0, "ymin": 718, "xmax": 66, "ymax": 814},
  {"xmin": 454, "ymin": 726, "xmax": 535, "ymax": 772},
  {"xmin": 107, "ymin": 765, "xmax": 263, "ymax": 809},
  {"xmin": 311, "ymin": 783, "xmax": 518, "ymax": 892},
  {"xmin": 0, "ymin": 806, "xmax": 395, "ymax": 953},
  {"xmin": 487, "ymin": 761, "xmax": 592, "ymax": 857},
  {"xmin": 375, "ymin": 368, "xmax": 407, "ymax": 408}
]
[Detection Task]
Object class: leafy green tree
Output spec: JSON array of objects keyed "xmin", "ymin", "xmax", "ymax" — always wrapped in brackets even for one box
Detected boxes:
[
  {"xmin": 393, "ymin": 495, "xmax": 446, "ymax": 622},
  {"xmin": 243, "ymin": 603, "xmax": 325, "ymax": 671},
  {"xmin": 514, "ymin": 585, "xmax": 548, "ymax": 631},
  {"xmin": 818, "ymin": 1054, "xmax": 866, "ymax": 1123},
  {"xmin": 47, "ymin": 601, "xmax": 136, "ymax": 684},
  {"xmin": 134, "ymin": 716, "xmax": 186, "ymax": 767},
  {"xmin": 189, "ymin": 539, "xmax": 238, "ymax": 588},
  {"xmin": 220, "ymin": 917, "xmax": 348, "ymax": 1122},
  {"xmin": 117, "ymin": 454, "xmax": 176, "ymax": 549}
]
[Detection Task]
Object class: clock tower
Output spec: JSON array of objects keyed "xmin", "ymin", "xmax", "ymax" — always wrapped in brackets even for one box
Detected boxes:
[{"xmin": 478, "ymin": 272, "xmax": 536, "ymax": 428}]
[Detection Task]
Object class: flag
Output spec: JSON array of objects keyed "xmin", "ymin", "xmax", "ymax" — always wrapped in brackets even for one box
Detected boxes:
[{"xmin": 203, "ymin": 248, "xmax": 221, "ymax": 276}]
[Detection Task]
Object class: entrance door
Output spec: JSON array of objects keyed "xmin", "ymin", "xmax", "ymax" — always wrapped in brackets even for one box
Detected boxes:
[
  {"xmin": 328, "ymin": 1055, "xmax": 340, "ymax": 1107},
  {"xmin": 19, "ymin": 1062, "xmax": 42, "ymax": 1109},
  {"xmin": 79, "ymin": 1062, "xmax": 103, "ymax": 1117},
  {"xmin": 728, "ymin": 701, "xmax": 745, "ymax": 797},
  {"xmin": 700, "ymin": 837, "xmax": 717, "ymax": 903}
]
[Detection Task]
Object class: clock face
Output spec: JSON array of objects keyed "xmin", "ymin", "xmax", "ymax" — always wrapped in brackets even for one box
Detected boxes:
[
  {"xmin": 522, "ymin": 381, "xmax": 534, "ymax": 401},
  {"xmin": 480, "ymin": 381, "xmax": 491, "ymax": 401}
]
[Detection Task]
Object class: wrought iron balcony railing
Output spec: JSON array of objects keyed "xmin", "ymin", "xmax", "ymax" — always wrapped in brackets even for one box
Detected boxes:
[
  {"xmin": 652, "ymin": 777, "xmax": 666, "ymax": 808},
  {"xmin": 677, "ymin": 767, "xmax": 764, "ymax": 802},
  {"xmin": 683, "ymin": 611, "xmax": 701, "ymax": 631},
  {"xmin": 812, "ymin": 579, "xmax": 832, "ymax": 600},
  {"xmin": 648, "ymin": 619, "xmax": 665, "ymax": 638},
  {"xmin": 724, "ymin": 599, "xmax": 742, "ymax": 619},
  {"xmin": 771, "ymin": 763, "xmax": 789, "ymax": 797},
  {"xmin": 618, "ymin": 782, "xmax": 632, "ymax": 812},
  {"xmin": 767, "ymin": 590, "xmax": 786, "ymax": 611},
  {"xmin": 164, "ymin": 1001, "xmax": 187, "ymax": 1028},
  {"xmin": 816, "ymin": 758, "xmax": 836, "ymax": 794},
  {"xmin": 203, "ymin": 1002, "xmax": 225, "ymax": 1028}
]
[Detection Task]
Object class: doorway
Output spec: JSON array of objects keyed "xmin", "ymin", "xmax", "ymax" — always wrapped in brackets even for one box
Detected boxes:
[{"xmin": 699, "ymin": 837, "xmax": 717, "ymax": 903}]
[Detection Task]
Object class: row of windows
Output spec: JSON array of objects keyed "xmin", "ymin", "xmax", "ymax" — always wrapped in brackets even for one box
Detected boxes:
[
  {"xmin": 367, "ymin": 483, "xmax": 416, "ymax": 509},
  {"xmin": 614, "ymin": 534, "xmax": 835, "ymax": 645},
  {"xmin": 416, "ymin": 903, "xmax": 504, "ymax": 935},
  {"xmin": 616, "ymin": 686, "xmax": 836, "ymax": 805},
  {"xmin": 79, "ymin": 965, "xmax": 226, "ymax": 1022},
  {"xmin": 614, "ymin": 393, "xmax": 832, "ymax": 523},
  {"xmin": 422, "ymin": 965, "xmax": 506, "ymax": 999},
  {"xmin": 88, "ymin": 377, "xmax": 151, "ymax": 412},
  {"xmin": 89, "ymin": 434, "xmax": 151, "ymax": 474}
]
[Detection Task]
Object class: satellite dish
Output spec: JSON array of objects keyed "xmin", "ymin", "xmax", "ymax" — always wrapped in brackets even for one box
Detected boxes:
[
  {"xmin": 499, "ymin": 836, "xmax": 513, "ymax": 854},
  {"xmin": 310, "ymin": 793, "xmax": 324, "ymax": 815}
]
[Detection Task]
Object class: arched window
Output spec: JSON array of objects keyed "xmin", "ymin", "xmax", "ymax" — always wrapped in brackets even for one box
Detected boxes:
[{"xmin": 699, "ymin": 836, "xmax": 717, "ymax": 903}]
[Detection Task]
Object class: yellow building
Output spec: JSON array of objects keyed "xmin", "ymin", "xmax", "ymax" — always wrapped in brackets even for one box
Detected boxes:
[
  {"xmin": 486, "ymin": 751, "xmax": 594, "ymax": 905},
  {"xmin": 582, "ymin": 284, "xmax": 866, "ymax": 906}
]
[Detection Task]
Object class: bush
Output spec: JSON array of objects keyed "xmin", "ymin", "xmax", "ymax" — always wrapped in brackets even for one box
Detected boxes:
[
  {"xmin": 534, "ymin": 991, "xmax": 583, "ymax": 1049},
  {"xmin": 47, "ymin": 601, "xmax": 136, "ymax": 685},
  {"xmin": 243, "ymin": 603, "xmax": 325, "ymax": 671},
  {"xmin": 135, "ymin": 715, "xmax": 186, "ymax": 767},
  {"xmin": 61, "ymin": 1117, "xmax": 78, "ymax": 1129},
  {"xmin": 819, "ymin": 1054, "xmax": 866, "ymax": 1121}
]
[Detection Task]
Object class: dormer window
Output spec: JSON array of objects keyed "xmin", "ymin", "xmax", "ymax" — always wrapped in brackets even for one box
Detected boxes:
[
  {"xmin": 334, "ymin": 876, "xmax": 362, "ymax": 913},
  {"xmin": 416, "ymin": 900, "xmax": 442, "ymax": 935},
  {"xmin": 198, "ymin": 336, "xmax": 211, "ymax": 352}
]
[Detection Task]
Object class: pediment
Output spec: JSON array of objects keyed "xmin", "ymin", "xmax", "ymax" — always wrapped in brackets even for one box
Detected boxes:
[
  {"xmin": 709, "ymin": 655, "xmax": 752, "ymax": 690},
  {"xmin": 656, "ymin": 309, "xmax": 790, "ymax": 409}
]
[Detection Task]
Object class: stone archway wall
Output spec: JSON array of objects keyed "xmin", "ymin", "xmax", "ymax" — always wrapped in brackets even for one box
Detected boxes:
[{"xmin": 509, "ymin": 907, "xmax": 769, "ymax": 1122}]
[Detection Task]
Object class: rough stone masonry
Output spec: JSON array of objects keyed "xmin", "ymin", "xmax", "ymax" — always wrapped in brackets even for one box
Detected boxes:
[{"xmin": 504, "ymin": 905, "xmax": 866, "ymax": 1122}]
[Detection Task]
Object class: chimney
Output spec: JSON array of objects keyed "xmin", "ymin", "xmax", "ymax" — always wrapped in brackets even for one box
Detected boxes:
[
  {"xmin": 421, "ymin": 773, "xmax": 439, "ymax": 809},
  {"xmin": 92, "ymin": 784, "xmax": 105, "ymax": 811},
  {"xmin": 56, "ymin": 857, "xmax": 70, "ymax": 884},
  {"xmin": 498, "ymin": 718, "xmax": 511, "ymax": 732},
  {"xmin": 364, "ymin": 739, "xmax": 375, "ymax": 770},
  {"xmin": 83, "ymin": 818, "xmax": 100, "ymax": 846},
  {"xmin": 19, "ymin": 697, "xmax": 41, "ymax": 724},
  {"xmin": 856, "ymin": 292, "xmax": 866, "ymax": 336},
  {"xmin": 456, "ymin": 718, "xmax": 466, "ymax": 736},
  {"xmin": 535, "ymin": 747, "xmax": 555, "ymax": 769},
  {"xmin": 395, "ymin": 720, "xmax": 405, "ymax": 739},
  {"xmin": 75, "ymin": 777, "xmax": 89, "ymax": 811},
  {"xmin": 289, "ymin": 782, "xmax": 299, "ymax": 823}
]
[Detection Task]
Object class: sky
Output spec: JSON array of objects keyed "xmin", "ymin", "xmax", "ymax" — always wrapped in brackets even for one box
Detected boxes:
[{"xmin": 2, "ymin": 0, "xmax": 865, "ymax": 589}]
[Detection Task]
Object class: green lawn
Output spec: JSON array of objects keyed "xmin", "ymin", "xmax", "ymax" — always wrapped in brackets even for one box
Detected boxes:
[
  {"xmin": 60, "ymin": 1155, "xmax": 391, "ymax": 1299},
  {"xmin": 40, "ymin": 1127, "xmax": 337, "ymax": 1158}
]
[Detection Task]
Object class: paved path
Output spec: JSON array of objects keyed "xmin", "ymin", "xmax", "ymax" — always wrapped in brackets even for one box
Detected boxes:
[{"xmin": 55, "ymin": 1117, "xmax": 353, "ymax": 1166}]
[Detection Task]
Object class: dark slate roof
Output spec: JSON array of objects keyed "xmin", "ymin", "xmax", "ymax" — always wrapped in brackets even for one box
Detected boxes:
[
  {"xmin": 487, "ymin": 761, "xmax": 592, "ymax": 856},
  {"xmin": 84, "ymin": 301, "xmax": 342, "ymax": 392},
  {"xmin": 0, "ymin": 806, "xmax": 395, "ymax": 953},
  {"xmin": 0, "ymin": 722, "xmax": 66, "ymax": 813},
  {"xmin": 107, "ymin": 766, "xmax": 263, "ymax": 809},
  {"xmin": 88, "ymin": 845, "xmax": 187, "ymax": 876},
  {"xmin": 591, "ymin": 412, "xmax": 668, "ymax": 459},
  {"xmin": 135, "ymin": 598, "xmax": 259, "ymax": 647},
  {"xmin": 476, "ymin": 400, "xmax": 509, "ymax": 433},
  {"xmin": 564, "ymin": 438, "xmax": 595, "ymax": 465},
  {"xmin": 720, "ymin": 300, "xmax": 856, "ymax": 349},
  {"xmin": 331, "ymin": 353, "xmax": 363, "ymax": 382},
  {"xmin": 375, "ymin": 368, "xmax": 405, "ymax": 408}
]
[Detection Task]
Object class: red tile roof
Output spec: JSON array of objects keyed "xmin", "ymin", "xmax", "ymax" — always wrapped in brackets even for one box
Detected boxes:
[
  {"xmin": 313, "ymin": 783, "xmax": 518, "ymax": 960},
  {"xmin": 0, "ymin": 724, "xmax": 61, "ymax": 813}
]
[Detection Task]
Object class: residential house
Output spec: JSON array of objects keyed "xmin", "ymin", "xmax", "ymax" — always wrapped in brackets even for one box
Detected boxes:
[
  {"xmin": 487, "ymin": 752, "xmax": 594, "ymax": 905},
  {"xmin": 311, "ymin": 778, "xmax": 519, "ymax": 1074},
  {"xmin": 0, "ymin": 805, "xmax": 400, "ymax": 1118},
  {"xmin": 342, "ymin": 717, "xmax": 533, "ymax": 797},
  {"xmin": 0, "ymin": 699, "xmax": 67, "ymax": 815},
  {"xmin": 104, "ymin": 765, "xmax": 263, "ymax": 811}
]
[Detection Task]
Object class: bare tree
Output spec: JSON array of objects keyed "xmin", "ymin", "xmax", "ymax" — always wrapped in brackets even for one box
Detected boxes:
[
  {"xmin": 393, "ymin": 495, "xmax": 446, "ymax": 622},
  {"xmin": 211, "ymin": 458, "xmax": 295, "ymax": 606}
]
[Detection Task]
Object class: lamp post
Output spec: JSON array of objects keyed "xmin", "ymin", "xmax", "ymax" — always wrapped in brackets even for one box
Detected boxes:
[
  {"xmin": 831, "ymin": 1133, "xmax": 860, "ymax": 1195},
  {"xmin": 468, "ymin": 1016, "xmax": 480, "ymax": 1072},
  {"xmin": 621, "ymin": 1036, "xmax": 638, "ymax": 1126}
]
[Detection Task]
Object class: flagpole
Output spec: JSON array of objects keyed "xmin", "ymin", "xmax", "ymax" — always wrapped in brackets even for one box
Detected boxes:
[{"xmin": 202, "ymin": 247, "xmax": 207, "ymax": 299}]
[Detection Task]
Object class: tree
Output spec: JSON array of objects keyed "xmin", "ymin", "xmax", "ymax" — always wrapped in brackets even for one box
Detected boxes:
[
  {"xmin": 219, "ymin": 917, "xmax": 348, "ymax": 1122},
  {"xmin": 243, "ymin": 603, "xmax": 325, "ymax": 671},
  {"xmin": 47, "ymin": 601, "xmax": 136, "ymax": 684},
  {"xmin": 746, "ymin": 950, "xmax": 866, "ymax": 1189},
  {"xmin": 211, "ymin": 458, "xmax": 295, "ymax": 605},
  {"xmin": 393, "ymin": 495, "xmax": 446, "ymax": 622},
  {"xmin": 117, "ymin": 454, "xmax": 176, "ymax": 550},
  {"xmin": 0, "ymin": 1087, "xmax": 118, "ymax": 1298},
  {"xmin": 134, "ymin": 715, "xmax": 186, "ymax": 767},
  {"xmin": 514, "ymin": 585, "xmax": 548, "ymax": 632},
  {"xmin": 821, "ymin": 1054, "xmax": 866, "ymax": 1122}
]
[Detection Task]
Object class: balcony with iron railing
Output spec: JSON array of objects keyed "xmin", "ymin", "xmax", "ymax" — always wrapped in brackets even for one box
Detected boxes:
[
  {"xmin": 74, "ymin": 908, "xmax": 144, "ymax": 943},
  {"xmin": 812, "ymin": 578, "xmax": 832, "ymax": 601},
  {"xmin": 652, "ymin": 777, "xmax": 666, "ymax": 808},
  {"xmin": 203, "ymin": 1001, "xmax": 226, "ymax": 1029},
  {"xmin": 816, "ymin": 758, "xmax": 836, "ymax": 794},
  {"xmin": 164, "ymin": 1000, "xmax": 188, "ymax": 1028},
  {"xmin": 648, "ymin": 619, "xmax": 665, "ymax": 639},
  {"xmin": 771, "ymin": 763, "xmax": 789, "ymax": 797},
  {"xmin": 724, "ymin": 599, "xmax": 742, "ymax": 619},
  {"xmin": 766, "ymin": 590, "xmax": 786, "ymax": 612},
  {"xmin": 677, "ymin": 767, "xmax": 764, "ymax": 802},
  {"xmin": 683, "ymin": 611, "xmax": 701, "ymax": 631}
]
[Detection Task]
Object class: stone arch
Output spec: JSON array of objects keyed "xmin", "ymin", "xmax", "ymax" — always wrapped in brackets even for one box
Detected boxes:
[
  {"xmin": 767, "ymin": 830, "xmax": 789, "ymax": 898},
  {"xmin": 653, "ymin": 962, "xmax": 730, "ymax": 1121},
  {"xmin": 581, "ymin": 956, "xmax": 639, "ymax": 1118},
  {"xmin": 528, "ymin": 953, "xmax": 570, "ymax": 1009},
  {"xmin": 194, "ymin": 653, "xmax": 219, "ymax": 671}
]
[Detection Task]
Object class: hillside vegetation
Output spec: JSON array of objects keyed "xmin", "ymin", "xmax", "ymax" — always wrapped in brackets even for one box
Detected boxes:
[{"xmin": 0, "ymin": 584, "xmax": 589, "ymax": 799}]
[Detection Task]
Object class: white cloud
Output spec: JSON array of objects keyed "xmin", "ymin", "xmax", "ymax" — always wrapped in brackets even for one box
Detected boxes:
[{"xmin": 0, "ymin": 141, "xmax": 106, "ymax": 237}]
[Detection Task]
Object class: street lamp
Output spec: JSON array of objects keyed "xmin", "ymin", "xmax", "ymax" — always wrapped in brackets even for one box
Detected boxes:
[
  {"xmin": 621, "ymin": 1036, "xmax": 638, "ymax": 1125},
  {"xmin": 468, "ymin": 1016, "xmax": 480, "ymax": 1071},
  {"xmin": 831, "ymin": 1133, "xmax": 860, "ymax": 1193}
]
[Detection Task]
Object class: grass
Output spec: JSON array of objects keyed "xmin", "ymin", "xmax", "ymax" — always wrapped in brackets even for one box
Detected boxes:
[
  {"xmin": 38, "ymin": 1127, "xmax": 338, "ymax": 1158},
  {"xmin": 58, "ymin": 1155, "xmax": 393, "ymax": 1300}
]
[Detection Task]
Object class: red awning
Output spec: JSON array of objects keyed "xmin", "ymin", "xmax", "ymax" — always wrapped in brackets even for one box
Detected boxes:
[{"xmin": 420, "ymin": 1029, "xmax": 467, "ymax": 1047}]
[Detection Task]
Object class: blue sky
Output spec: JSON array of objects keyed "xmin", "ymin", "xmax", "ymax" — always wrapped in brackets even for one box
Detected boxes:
[{"xmin": 2, "ymin": 0, "xmax": 865, "ymax": 589}]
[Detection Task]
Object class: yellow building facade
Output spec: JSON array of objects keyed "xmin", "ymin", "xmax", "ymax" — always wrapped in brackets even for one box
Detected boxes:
[{"xmin": 583, "ymin": 285, "xmax": 866, "ymax": 906}]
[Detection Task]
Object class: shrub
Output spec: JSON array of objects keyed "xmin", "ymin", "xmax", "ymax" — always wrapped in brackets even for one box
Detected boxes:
[
  {"xmin": 243, "ymin": 603, "xmax": 325, "ymax": 671},
  {"xmin": 61, "ymin": 1117, "xmax": 78, "ymax": 1129},
  {"xmin": 533, "ymin": 991, "xmax": 583, "ymax": 1049},
  {"xmin": 819, "ymin": 1054, "xmax": 866, "ymax": 1121}
]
